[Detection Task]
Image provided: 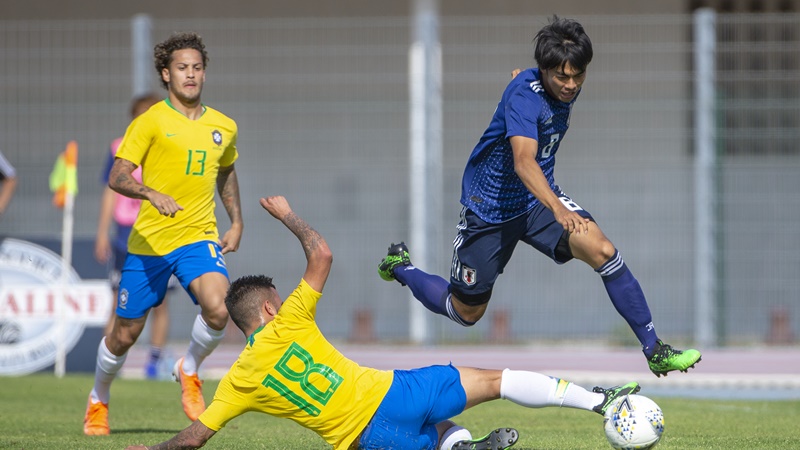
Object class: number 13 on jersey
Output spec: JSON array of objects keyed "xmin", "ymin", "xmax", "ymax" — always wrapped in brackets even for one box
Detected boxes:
[{"xmin": 186, "ymin": 149, "xmax": 207, "ymax": 176}]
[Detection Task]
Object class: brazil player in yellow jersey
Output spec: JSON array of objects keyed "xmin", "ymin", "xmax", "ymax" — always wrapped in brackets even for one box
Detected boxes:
[
  {"xmin": 84, "ymin": 32, "xmax": 243, "ymax": 436},
  {"xmin": 126, "ymin": 196, "xmax": 640, "ymax": 450}
]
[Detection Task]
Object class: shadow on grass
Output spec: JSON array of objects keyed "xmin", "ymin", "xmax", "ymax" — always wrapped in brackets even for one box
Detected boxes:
[{"xmin": 111, "ymin": 428, "xmax": 184, "ymax": 434}]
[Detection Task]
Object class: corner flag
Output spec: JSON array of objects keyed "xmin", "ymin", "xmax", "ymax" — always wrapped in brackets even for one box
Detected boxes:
[
  {"xmin": 49, "ymin": 140, "xmax": 79, "ymax": 208},
  {"xmin": 49, "ymin": 140, "xmax": 80, "ymax": 377}
]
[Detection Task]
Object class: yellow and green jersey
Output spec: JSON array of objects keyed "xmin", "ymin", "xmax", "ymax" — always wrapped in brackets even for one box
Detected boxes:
[
  {"xmin": 115, "ymin": 99, "xmax": 238, "ymax": 256},
  {"xmin": 199, "ymin": 279, "xmax": 393, "ymax": 450}
]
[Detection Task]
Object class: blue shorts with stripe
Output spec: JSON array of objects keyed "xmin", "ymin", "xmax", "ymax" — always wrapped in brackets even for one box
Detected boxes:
[
  {"xmin": 450, "ymin": 189, "xmax": 594, "ymax": 302},
  {"xmin": 358, "ymin": 364, "xmax": 466, "ymax": 450},
  {"xmin": 116, "ymin": 241, "xmax": 229, "ymax": 319}
]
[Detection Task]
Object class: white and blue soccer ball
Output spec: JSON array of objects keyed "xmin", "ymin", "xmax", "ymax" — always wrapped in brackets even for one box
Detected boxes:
[{"xmin": 603, "ymin": 394, "xmax": 664, "ymax": 449}]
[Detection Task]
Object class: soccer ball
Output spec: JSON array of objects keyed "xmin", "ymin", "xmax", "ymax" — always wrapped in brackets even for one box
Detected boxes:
[{"xmin": 603, "ymin": 394, "xmax": 664, "ymax": 449}]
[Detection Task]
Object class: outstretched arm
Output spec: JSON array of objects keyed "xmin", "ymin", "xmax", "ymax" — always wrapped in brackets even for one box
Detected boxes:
[
  {"xmin": 109, "ymin": 158, "xmax": 183, "ymax": 218},
  {"xmin": 259, "ymin": 196, "xmax": 332, "ymax": 293},
  {"xmin": 216, "ymin": 164, "xmax": 243, "ymax": 254},
  {"xmin": 125, "ymin": 420, "xmax": 216, "ymax": 450}
]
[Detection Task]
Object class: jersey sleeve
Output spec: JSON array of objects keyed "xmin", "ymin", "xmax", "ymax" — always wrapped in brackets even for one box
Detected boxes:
[
  {"xmin": 277, "ymin": 279, "xmax": 322, "ymax": 323},
  {"xmin": 197, "ymin": 375, "xmax": 250, "ymax": 431},
  {"xmin": 115, "ymin": 115, "xmax": 153, "ymax": 166},
  {"xmin": 0, "ymin": 151, "xmax": 16, "ymax": 179},
  {"xmin": 505, "ymin": 88, "xmax": 543, "ymax": 141},
  {"xmin": 219, "ymin": 124, "xmax": 238, "ymax": 168}
]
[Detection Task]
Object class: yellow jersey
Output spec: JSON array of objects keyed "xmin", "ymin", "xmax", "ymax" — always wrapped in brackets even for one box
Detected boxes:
[
  {"xmin": 115, "ymin": 99, "xmax": 238, "ymax": 255},
  {"xmin": 199, "ymin": 279, "xmax": 393, "ymax": 450}
]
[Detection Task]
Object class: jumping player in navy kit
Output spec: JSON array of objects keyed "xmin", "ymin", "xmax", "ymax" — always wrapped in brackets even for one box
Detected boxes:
[{"xmin": 379, "ymin": 16, "xmax": 701, "ymax": 377}]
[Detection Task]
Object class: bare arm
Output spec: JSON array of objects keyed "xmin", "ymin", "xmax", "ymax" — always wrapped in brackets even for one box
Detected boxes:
[
  {"xmin": 109, "ymin": 158, "xmax": 183, "ymax": 217},
  {"xmin": 0, "ymin": 176, "xmax": 17, "ymax": 216},
  {"xmin": 260, "ymin": 196, "xmax": 332, "ymax": 293},
  {"xmin": 94, "ymin": 187, "xmax": 116, "ymax": 263},
  {"xmin": 125, "ymin": 420, "xmax": 216, "ymax": 450},
  {"xmin": 216, "ymin": 164, "xmax": 243, "ymax": 254},
  {"xmin": 509, "ymin": 135, "xmax": 589, "ymax": 235}
]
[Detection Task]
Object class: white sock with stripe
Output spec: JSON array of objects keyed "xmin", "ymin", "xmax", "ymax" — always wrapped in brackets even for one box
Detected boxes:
[{"xmin": 500, "ymin": 369, "xmax": 602, "ymax": 410}]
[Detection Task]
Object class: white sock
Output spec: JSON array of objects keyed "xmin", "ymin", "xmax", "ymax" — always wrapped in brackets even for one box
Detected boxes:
[
  {"xmin": 500, "ymin": 368, "xmax": 559, "ymax": 407},
  {"xmin": 182, "ymin": 314, "xmax": 224, "ymax": 375},
  {"xmin": 90, "ymin": 337, "xmax": 127, "ymax": 405},
  {"xmin": 560, "ymin": 382, "xmax": 605, "ymax": 411},
  {"xmin": 500, "ymin": 368, "xmax": 603, "ymax": 411},
  {"xmin": 440, "ymin": 426, "xmax": 472, "ymax": 450}
]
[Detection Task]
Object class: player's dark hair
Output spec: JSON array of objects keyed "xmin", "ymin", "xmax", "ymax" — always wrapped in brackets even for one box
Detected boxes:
[
  {"xmin": 129, "ymin": 92, "xmax": 161, "ymax": 118},
  {"xmin": 534, "ymin": 16, "xmax": 593, "ymax": 72},
  {"xmin": 225, "ymin": 275, "xmax": 277, "ymax": 334},
  {"xmin": 153, "ymin": 31, "xmax": 209, "ymax": 90}
]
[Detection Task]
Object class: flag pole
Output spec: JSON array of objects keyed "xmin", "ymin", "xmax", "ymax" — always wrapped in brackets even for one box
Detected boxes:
[
  {"xmin": 50, "ymin": 140, "xmax": 78, "ymax": 378},
  {"xmin": 55, "ymin": 190, "xmax": 75, "ymax": 378}
]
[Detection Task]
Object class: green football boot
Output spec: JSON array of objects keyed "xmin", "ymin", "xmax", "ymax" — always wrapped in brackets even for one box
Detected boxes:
[
  {"xmin": 647, "ymin": 340, "xmax": 702, "ymax": 377},
  {"xmin": 452, "ymin": 428, "xmax": 519, "ymax": 450},
  {"xmin": 592, "ymin": 382, "xmax": 641, "ymax": 415},
  {"xmin": 377, "ymin": 242, "xmax": 411, "ymax": 284}
]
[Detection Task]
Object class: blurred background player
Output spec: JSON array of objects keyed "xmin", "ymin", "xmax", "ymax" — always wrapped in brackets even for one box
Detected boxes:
[
  {"xmin": 94, "ymin": 92, "xmax": 177, "ymax": 380},
  {"xmin": 84, "ymin": 31, "xmax": 243, "ymax": 436},
  {"xmin": 379, "ymin": 16, "xmax": 701, "ymax": 377},
  {"xmin": 0, "ymin": 149, "xmax": 18, "ymax": 220},
  {"xmin": 0, "ymin": 150, "xmax": 19, "ymax": 342}
]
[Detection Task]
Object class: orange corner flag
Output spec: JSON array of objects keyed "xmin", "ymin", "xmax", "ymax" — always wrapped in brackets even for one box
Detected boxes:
[{"xmin": 49, "ymin": 140, "xmax": 79, "ymax": 208}]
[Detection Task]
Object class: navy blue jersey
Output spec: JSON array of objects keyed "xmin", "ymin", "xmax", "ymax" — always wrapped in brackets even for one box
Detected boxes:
[{"xmin": 460, "ymin": 68, "xmax": 579, "ymax": 223}]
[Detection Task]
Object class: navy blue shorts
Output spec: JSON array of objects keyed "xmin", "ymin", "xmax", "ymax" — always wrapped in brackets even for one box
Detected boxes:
[
  {"xmin": 449, "ymin": 190, "xmax": 594, "ymax": 304},
  {"xmin": 116, "ymin": 241, "xmax": 228, "ymax": 319},
  {"xmin": 358, "ymin": 364, "xmax": 466, "ymax": 450}
]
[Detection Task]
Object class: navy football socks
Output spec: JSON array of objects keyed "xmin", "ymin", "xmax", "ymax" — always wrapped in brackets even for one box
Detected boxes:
[
  {"xmin": 394, "ymin": 266, "xmax": 475, "ymax": 326},
  {"xmin": 597, "ymin": 250, "xmax": 658, "ymax": 354},
  {"xmin": 394, "ymin": 265, "xmax": 450, "ymax": 315}
]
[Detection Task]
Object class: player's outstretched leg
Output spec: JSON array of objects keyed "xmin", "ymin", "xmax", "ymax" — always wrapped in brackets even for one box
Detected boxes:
[
  {"xmin": 172, "ymin": 357, "xmax": 205, "ymax": 421},
  {"xmin": 453, "ymin": 428, "xmax": 519, "ymax": 450},
  {"xmin": 647, "ymin": 340, "xmax": 702, "ymax": 377},
  {"xmin": 591, "ymin": 382, "xmax": 641, "ymax": 415},
  {"xmin": 378, "ymin": 242, "xmax": 411, "ymax": 284}
]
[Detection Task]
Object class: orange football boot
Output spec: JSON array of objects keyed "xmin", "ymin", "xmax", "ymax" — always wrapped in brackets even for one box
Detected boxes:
[
  {"xmin": 172, "ymin": 357, "xmax": 205, "ymax": 421},
  {"xmin": 83, "ymin": 396, "xmax": 110, "ymax": 436}
]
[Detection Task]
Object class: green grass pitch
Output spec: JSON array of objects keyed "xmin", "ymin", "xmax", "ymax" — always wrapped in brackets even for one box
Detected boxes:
[{"xmin": 3, "ymin": 374, "xmax": 799, "ymax": 449}]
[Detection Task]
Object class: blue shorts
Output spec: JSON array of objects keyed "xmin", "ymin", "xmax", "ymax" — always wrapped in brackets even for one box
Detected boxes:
[
  {"xmin": 109, "ymin": 245, "xmax": 178, "ymax": 293},
  {"xmin": 358, "ymin": 364, "xmax": 466, "ymax": 450},
  {"xmin": 450, "ymin": 190, "xmax": 594, "ymax": 305},
  {"xmin": 116, "ymin": 241, "xmax": 229, "ymax": 319}
]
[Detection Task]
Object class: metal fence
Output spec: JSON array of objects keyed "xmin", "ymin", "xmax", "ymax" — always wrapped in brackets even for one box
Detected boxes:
[{"xmin": 0, "ymin": 13, "xmax": 797, "ymax": 347}]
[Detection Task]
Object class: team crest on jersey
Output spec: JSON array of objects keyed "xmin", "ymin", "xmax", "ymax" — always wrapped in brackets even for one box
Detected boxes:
[
  {"xmin": 462, "ymin": 266, "xmax": 477, "ymax": 286},
  {"xmin": 212, "ymin": 130, "xmax": 223, "ymax": 146}
]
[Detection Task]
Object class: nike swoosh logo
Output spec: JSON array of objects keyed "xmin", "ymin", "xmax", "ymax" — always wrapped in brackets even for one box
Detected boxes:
[{"xmin": 166, "ymin": 133, "xmax": 177, "ymax": 137}]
